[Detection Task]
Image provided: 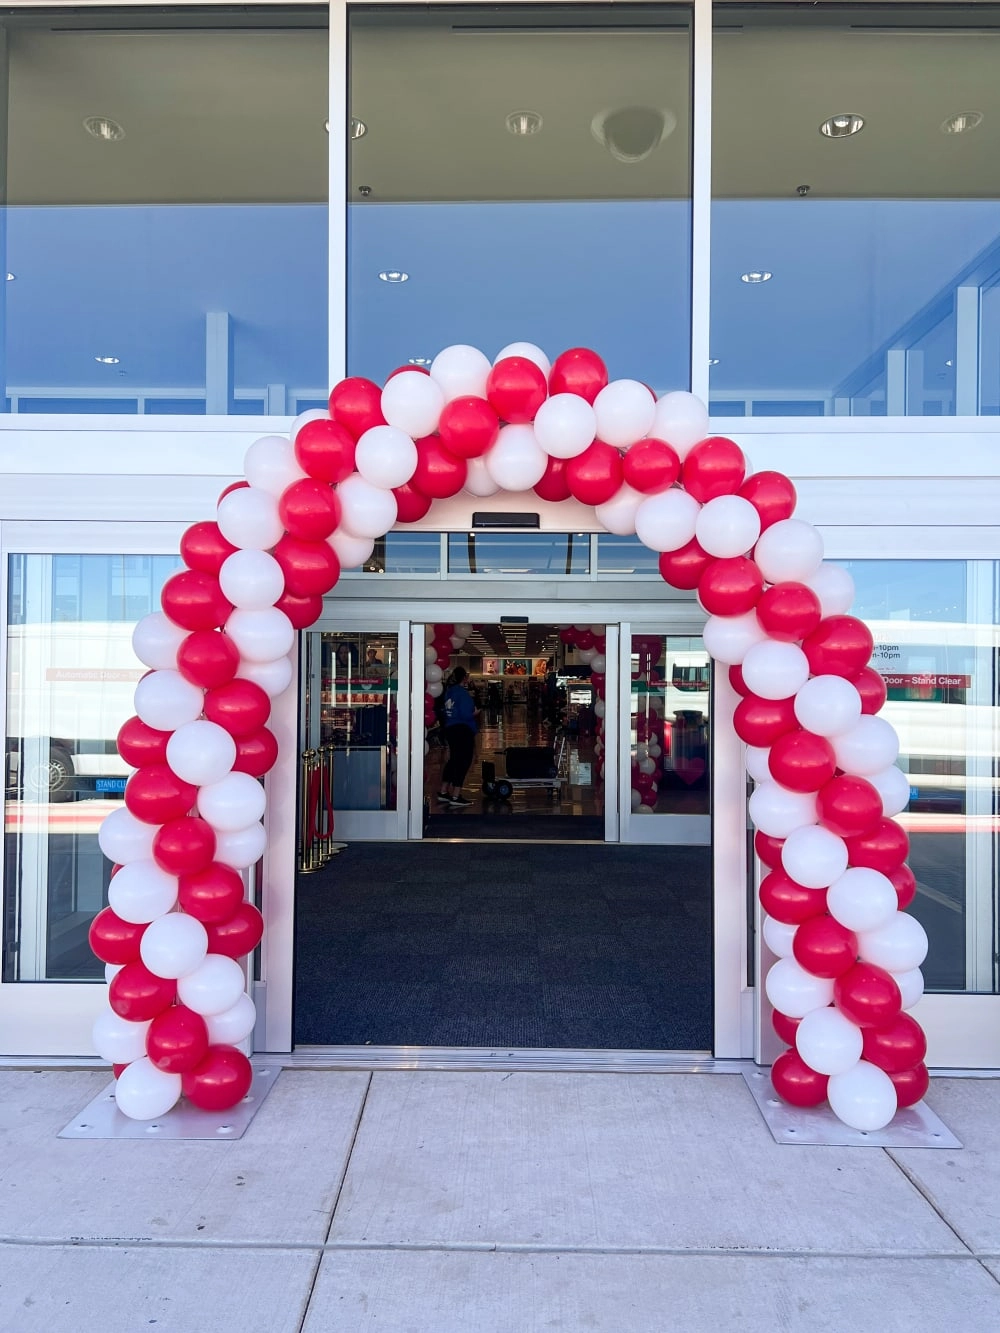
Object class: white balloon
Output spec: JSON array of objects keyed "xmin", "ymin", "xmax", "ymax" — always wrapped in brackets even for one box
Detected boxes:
[
  {"xmin": 485, "ymin": 424, "xmax": 548, "ymax": 490},
  {"xmin": 464, "ymin": 455, "xmax": 501, "ymax": 497},
  {"xmin": 868, "ymin": 765, "xmax": 912, "ymax": 818},
  {"xmin": 858, "ymin": 911, "xmax": 929, "ymax": 973},
  {"xmin": 754, "ymin": 518, "xmax": 824, "ymax": 584},
  {"xmin": 892, "ymin": 966, "xmax": 925, "ymax": 1010},
  {"xmin": 424, "ymin": 645, "xmax": 439, "ymax": 665},
  {"xmin": 132, "ymin": 613, "xmax": 186, "ymax": 670},
  {"xmin": 647, "ymin": 742, "xmax": 661, "ymax": 758},
  {"xmin": 762, "ymin": 915, "xmax": 797, "ymax": 959},
  {"xmin": 745, "ymin": 745, "xmax": 772, "ymax": 783},
  {"xmin": 630, "ymin": 788, "xmax": 641, "ymax": 811},
  {"xmin": 827, "ymin": 1060, "xmax": 897, "ymax": 1131},
  {"xmin": 765, "ymin": 956, "xmax": 835, "ymax": 1018},
  {"xmin": 593, "ymin": 379, "xmax": 656, "ymax": 449},
  {"xmin": 495, "ymin": 341, "xmax": 551, "ymax": 375},
  {"xmin": 424, "ymin": 625, "xmax": 436, "ymax": 643},
  {"xmin": 217, "ymin": 486, "xmax": 284, "ymax": 551},
  {"xmin": 826, "ymin": 867, "xmax": 898, "ymax": 933},
  {"xmin": 219, "ymin": 550, "xmax": 285, "ymax": 611},
  {"xmin": 635, "ymin": 489, "xmax": 701, "ymax": 552},
  {"xmin": 115, "ymin": 1057, "xmax": 182, "ymax": 1121},
  {"xmin": 214, "ymin": 822, "xmax": 266, "ymax": 869},
  {"xmin": 749, "ymin": 781, "xmax": 818, "ymax": 838},
  {"xmin": 430, "ymin": 343, "xmax": 492, "ymax": 400},
  {"xmin": 833, "ymin": 716, "xmax": 900, "ymax": 777},
  {"xmin": 92, "ymin": 1009, "xmax": 150, "ymax": 1065},
  {"xmin": 702, "ymin": 610, "xmax": 768, "ymax": 666},
  {"xmin": 426, "ymin": 681, "xmax": 443, "ymax": 698},
  {"xmin": 695, "ymin": 495, "xmax": 761, "ymax": 559},
  {"xmin": 337, "ymin": 473, "xmax": 398, "ymax": 539},
  {"xmin": 205, "ymin": 991, "xmax": 257, "ymax": 1045},
  {"xmin": 455, "ymin": 623, "xmax": 473, "ymax": 638},
  {"xmin": 781, "ymin": 824, "xmax": 849, "ymax": 889},
  {"xmin": 328, "ymin": 529, "xmax": 375, "ymax": 568},
  {"xmin": 176, "ymin": 954, "xmax": 246, "ymax": 1017},
  {"xmin": 166, "ymin": 720, "xmax": 237, "ymax": 787},
  {"xmin": 244, "ymin": 434, "xmax": 306, "ymax": 497},
  {"xmin": 594, "ymin": 699, "xmax": 606, "ymax": 718},
  {"xmin": 197, "ymin": 771, "xmax": 267, "ymax": 832},
  {"xmin": 290, "ymin": 408, "xmax": 328, "ymax": 439},
  {"xmin": 108, "ymin": 860, "xmax": 178, "ymax": 924},
  {"xmin": 578, "ymin": 647, "xmax": 596, "ymax": 665},
  {"xmin": 134, "ymin": 669, "xmax": 204, "ymax": 732},
  {"xmin": 237, "ymin": 655, "xmax": 294, "ymax": 698},
  {"xmin": 741, "ymin": 640, "xmax": 810, "ymax": 701},
  {"xmin": 595, "ymin": 483, "xmax": 644, "ymax": 535},
  {"xmin": 98, "ymin": 807, "xmax": 157, "ymax": 864},
  {"xmin": 426, "ymin": 664, "xmax": 443, "ymax": 684},
  {"xmin": 140, "ymin": 912, "xmax": 209, "ymax": 979},
  {"xmin": 650, "ymin": 391, "xmax": 708, "ymax": 459},
  {"xmin": 381, "ymin": 370, "xmax": 445, "ymax": 437},
  {"xmin": 225, "ymin": 608, "xmax": 295, "ymax": 664},
  {"xmin": 796, "ymin": 1007, "xmax": 863, "ymax": 1076},
  {"xmin": 532, "ymin": 393, "xmax": 596, "ymax": 459},
  {"xmin": 449, "ymin": 634, "xmax": 465, "ymax": 649},
  {"xmin": 590, "ymin": 653, "xmax": 607, "ymax": 673},
  {"xmin": 636, "ymin": 743, "xmax": 649, "ymax": 762},
  {"xmin": 805, "ymin": 562, "xmax": 856, "ymax": 617},
  {"xmin": 355, "ymin": 425, "xmax": 418, "ymax": 490},
  {"xmin": 638, "ymin": 756, "xmax": 655, "ymax": 775},
  {"xmin": 794, "ymin": 676, "xmax": 863, "ymax": 738}
]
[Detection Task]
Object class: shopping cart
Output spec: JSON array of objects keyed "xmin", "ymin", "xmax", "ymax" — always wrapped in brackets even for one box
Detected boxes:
[{"xmin": 481, "ymin": 733, "xmax": 567, "ymax": 801}]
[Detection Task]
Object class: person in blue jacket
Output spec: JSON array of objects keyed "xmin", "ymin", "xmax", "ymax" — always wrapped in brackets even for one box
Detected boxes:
[{"xmin": 439, "ymin": 667, "xmax": 478, "ymax": 806}]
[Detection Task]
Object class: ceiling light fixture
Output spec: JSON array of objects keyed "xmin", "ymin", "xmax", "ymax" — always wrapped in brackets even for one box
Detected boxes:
[
  {"xmin": 505, "ymin": 110, "xmax": 543, "ymax": 137},
  {"xmin": 709, "ymin": 358, "xmax": 720, "ymax": 366},
  {"xmin": 95, "ymin": 355, "xmax": 120, "ymax": 365},
  {"xmin": 592, "ymin": 105, "xmax": 675, "ymax": 163},
  {"xmin": 409, "ymin": 357, "xmax": 433, "ymax": 366},
  {"xmin": 819, "ymin": 113, "xmax": 864, "ymax": 139},
  {"xmin": 351, "ymin": 117, "xmax": 368, "ymax": 139},
  {"xmin": 942, "ymin": 111, "xmax": 983, "ymax": 135},
  {"xmin": 740, "ymin": 271, "xmax": 772, "ymax": 284},
  {"xmin": 5, "ymin": 273, "xmax": 14, "ymax": 282},
  {"xmin": 378, "ymin": 270, "xmax": 409, "ymax": 283},
  {"xmin": 83, "ymin": 115, "xmax": 125, "ymax": 142}
]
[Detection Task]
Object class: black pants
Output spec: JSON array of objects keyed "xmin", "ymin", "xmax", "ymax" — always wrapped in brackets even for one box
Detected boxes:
[{"xmin": 442, "ymin": 725, "xmax": 475, "ymax": 788}]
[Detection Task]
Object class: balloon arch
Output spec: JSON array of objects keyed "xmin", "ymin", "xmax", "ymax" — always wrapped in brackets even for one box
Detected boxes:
[{"xmin": 90, "ymin": 343, "xmax": 929, "ymax": 1130}]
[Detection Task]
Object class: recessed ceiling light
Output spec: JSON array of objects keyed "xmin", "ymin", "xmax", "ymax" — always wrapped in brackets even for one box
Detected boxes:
[
  {"xmin": 708, "ymin": 358, "xmax": 720, "ymax": 366},
  {"xmin": 83, "ymin": 115, "xmax": 125, "ymax": 142},
  {"xmin": 945, "ymin": 359, "xmax": 954, "ymax": 367},
  {"xmin": 5, "ymin": 273, "xmax": 14, "ymax": 282},
  {"xmin": 820, "ymin": 113, "xmax": 864, "ymax": 139},
  {"xmin": 351, "ymin": 118, "xmax": 368, "ymax": 140},
  {"xmin": 95, "ymin": 355, "xmax": 120, "ymax": 365},
  {"xmin": 409, "ymin": 357, "xmax": 432, "ymax": 366},
  {"xmin": 942, "ymin": 111, "xmax": 983, "ymax": 135},
  {"xmin": 740, "ymin": 271, "xmax": 772, "ymax": 284},
  {"xmin": 505, "ymin": 110, "xmax": 543, "ymax": 137},
  {"xmin": 378, "ymin": 270, "xmax": 408, "ymax": 283}
]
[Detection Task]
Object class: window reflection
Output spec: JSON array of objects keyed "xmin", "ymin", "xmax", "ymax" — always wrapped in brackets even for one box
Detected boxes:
[
  {"xmin": 630, "ymin": 634, "xmax": 710, "ymax": 816},
  {"xmin": 320, "ymin": 631, "xmax": 398, "ymax": 811},
  {"xmin": 447, "ymin": 533, "xmax": 590, "ymax": 577}
]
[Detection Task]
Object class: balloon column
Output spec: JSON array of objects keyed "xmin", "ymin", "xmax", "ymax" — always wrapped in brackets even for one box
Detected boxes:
[
  {"xmin": 90, "ymin": 340, "xmax": 927, "ymax": 1130},
  {"xmin": 424, "ymin": 622, "xmax": 472, "ymax": 747}
]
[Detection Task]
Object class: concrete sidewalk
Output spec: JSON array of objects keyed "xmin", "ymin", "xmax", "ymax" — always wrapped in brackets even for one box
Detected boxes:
[{"xmin": 0, "ymin": 1069, "xmax": 997, "ymax": 1331}]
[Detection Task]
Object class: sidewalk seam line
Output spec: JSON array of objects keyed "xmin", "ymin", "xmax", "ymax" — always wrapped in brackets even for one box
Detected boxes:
[
  {"xmin": 292, "ymin": 1249, "xmax": 324, "ymax": 1333},
  {"xmin": 322, "ymin": 1070, "xmax": 372, "ymax": 1245},
  {"xmin": 883, "ymin": 1148, "xmax": 977, "ymax": 1256}
]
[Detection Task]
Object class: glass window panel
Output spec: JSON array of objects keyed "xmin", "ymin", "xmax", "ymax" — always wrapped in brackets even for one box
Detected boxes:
[
  {"xmin": 320, "ymin": 631, "xmax": 398, "ymax": 811},
  {"xmin": 348, "ymin": 5, "xmax": 691, "ymax": 391},
  {"xmin": 711, "ymin": 5, "xmax": 1000, "ymax": 418},
  {"xmin": 2, "ymin": 7, "xmax": 327, "ymax": 417},
  {"xmin": 447, "ymin": 533, "xmax": 590, "ymax": 577},
  {"xmin": 344, "ymin": 532, "xmax": 441, "ymax": 576},
  {"xmin": 630, "ymin": 633, "xmax": 710, "ymax": 815},
  {"xmin": 597, "ymin": 534, "xmax": 661, "ymax": 576}
]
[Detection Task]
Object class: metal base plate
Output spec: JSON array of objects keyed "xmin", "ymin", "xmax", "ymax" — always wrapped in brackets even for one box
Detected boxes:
[
  {"xmin": 742, "ymin": 1067, "xmax": 962, "ymax": 1149},
  {"xmin": 58, "ymin": 1062, "xmax": 281, "ymax": 1141}
]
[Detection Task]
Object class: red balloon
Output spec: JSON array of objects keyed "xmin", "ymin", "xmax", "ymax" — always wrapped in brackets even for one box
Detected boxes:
[
  {"xmin": 888, "ymin": 1062, "xmax": 929, "ymax": 1108},
  {"xmin": 622, "ymin": 438, "xmax": 680, "ymax": 494},
  {"xmin": 772, "ymin": 1009, "xmax": 800, "ymax": 1045},
  {"xmin": 771, "ymin": 1047, "xmax": 829, "ymax": 1107},
  {"xmin": 816, "ymin": 774, "xmax": 883, "ymax": 838},
  {"xmin": 802, "ymin": 616, "xmax": 875, "ymax": 678},
  {"xmin": 161, "ymin": 569, "xmax": 233, "ymax": 632},
  {"xmin": 294, "ymin": 418, "xmax": 357, "ymax": 482},
  {"xmin": 152, "ymin": 817, "xmax": 217, "ymax": 876},
  {"xmin": 277, "ymin": 478, "xmax": 341, "ymax": 541},
  {"xmin": 534, "ymin": 455, "xmax": 572, "ymax": 502},
  {"xmin": 888, "ymin": 863, "xmax": 917, "ymax": 911},
  {"xmin": 729, "ymin": 664, "xmax": 751, "ymax": 698},
  {"xmin": 566, "ymin": 441, "xmax": 624, "ymax": 506},
  {"xmin": 273, "ymin": 535, "xmax": 340, "ymax": 597},
  {"xmin": 759, "ymin": 868, "xmax": 828, "ymax": 924},
  {"xmin": 234, "ymin": 727, "xmax": 279, "ymax": 777},
  {"xmin": 658, "ymin": 538, "xmax": 713, "ymax": 590},
  {"xmin": 275, "ymin": 590, "xmax": 323, "ymax": 630},
  {"xmin": 218, "ymin": 481, "xmax": 249, "ymax": 501},
  {"xmin": 205, "ymin": 902, "xmax": 264, "ymax": 959},
  {"xmin": 861, "ymin": 1012, "xmax": 927, "ymax": 1073},
  {"xmin": 733, "ymin": 694, "xmax": 799, "ymax": 747},
  {"xmin": 89, "ymin": 907, "xmax": 145, "ymax": 965},
  {"xmin": 682, "ymin": 436, "xmax": 746, "ymax": 503},
  {"xmin": 178, "ymin": 862, "xmax": 246, "ymax": 924},
  {"xmin": 754, "ymin": 830, "xmax": 785, "ymax": 869},
  {"xmin": 755, "ymin": 582, "xmax": 823, "ymax": 643},
  {"xmin": 438, "ymin": 396, "xmax": 500, "ymax": 458},
  {"xmin": 834, "ymin": 962, "xmax": 902, "ymax": 1028},
  {"xmin": 793, "ymin": 914, "xmax": 859, "ymax": 978},
  {"xmin": 182, "ymin": 1045, "xmax": 253, "ymax": 1111},
  {"xmin": 697, "ymin": 557, "xmax": 764, "ymax": 617},
  {"xmin": 125, "ymin": 764, "xmax": 199, "ymax": 825},
  {"xmin": 851, "ymin": 666, "xmax": 888, "ymax": 715},
  {"xmin": 109, "ymin": 961, "xmax": 177, "ymax": 1023},
  {"xmin": 411, "ymin": 436, "xmax": 467, "ymax": 498},
  {"xmin": 486, "ymin": 357, "xmax": 548, "ymax": 423},
  {"xmin": 180, "ymin": 521, "xmax": 237, "ymax": 576},
  {"xmin": 328, "ymin": 377, "xmax": 385, "ymax": 440},
  {"xmin": 113, "ymin": 1063, "xmax": 129, "ymax": 1079},
  {"xmin": 739, "ymin": 471, "xmax": 797, "ymax": 530},
  {"xmin": 393, "ymin": 482, "xmax": 433, "ymax": 524},
  {"xmin": 769, "ymin": 730, "xmax": 837, "ymax": 791},
  {"xmin": 146, "ymin": 1005, "xmax": 210, "ymax": 1074},
  {"xmin": 559, "ymin": 626, "xmax": 577, "ymax": 645},
  {"xmin": 177, "ymin": 630, "xmax": 240, "ymax": 690},
  {"xmin": 204, "ymin": 679, "xmax": 271, "ymax": 738},
  {"xmin": 845, "ymin": 818, "xmax": 909, "ymax": 874},
  {"xmin": 388, "ymin": 364, "xmax": 429, "ymax": 378},
  {"xmin": 548, "ymin": 347, "xmax": 609, "ymax": 404},
  {"xmin": 117, "ymin": 716, "xmax": 171, "ymax": 769}
]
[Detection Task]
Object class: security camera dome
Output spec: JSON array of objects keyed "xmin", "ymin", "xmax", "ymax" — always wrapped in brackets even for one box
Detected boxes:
[{"xmin": 591, "ymin": 105, "xmax": 676, "ymax": 163}]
